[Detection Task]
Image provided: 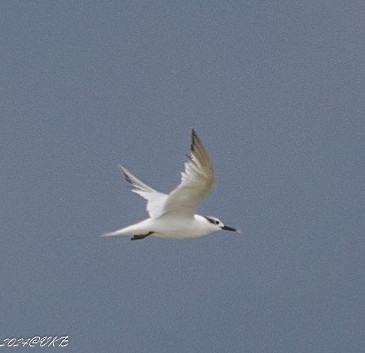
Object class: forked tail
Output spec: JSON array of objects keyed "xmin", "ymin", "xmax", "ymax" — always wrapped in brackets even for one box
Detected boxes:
[{"xmin": 101, "ymin": 228, "xmax": 130, "ymax": 237}]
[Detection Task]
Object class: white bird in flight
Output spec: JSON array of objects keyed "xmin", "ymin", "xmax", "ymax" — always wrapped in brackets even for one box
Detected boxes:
[{"xmin": 102, "ymin": 130, "xmax": 240, "ymax": 240}]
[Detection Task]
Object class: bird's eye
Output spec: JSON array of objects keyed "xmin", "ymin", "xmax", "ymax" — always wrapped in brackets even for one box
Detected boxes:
[{"xmin": 204, "ymin": 216, "xmax": 221, "ymax": 226}]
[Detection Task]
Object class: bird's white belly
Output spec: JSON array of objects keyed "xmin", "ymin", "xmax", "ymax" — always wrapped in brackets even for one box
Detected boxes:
[{"xmin": 150, "ymin": 216, "xmax": 210, "ymax": 239}]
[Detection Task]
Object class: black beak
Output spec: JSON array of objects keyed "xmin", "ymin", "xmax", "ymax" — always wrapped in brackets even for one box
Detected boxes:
[{"xmin": 222, "ymin": 225, "xmax": 240, "ymax": 233}]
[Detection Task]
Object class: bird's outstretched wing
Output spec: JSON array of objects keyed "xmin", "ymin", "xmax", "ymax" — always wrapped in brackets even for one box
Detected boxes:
[
  {"xmin": 119, "ymin": 166, "xmax": 167, "ymax": 218},
  {"xmin": 161, "ymin": 129, "xmax": 216, "ymax": 217}
]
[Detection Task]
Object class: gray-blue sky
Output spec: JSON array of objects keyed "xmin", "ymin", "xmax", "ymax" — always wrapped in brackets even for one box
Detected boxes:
[{"xmin": 1, "ymin": 1, "xmax": 364, "ymax": 352}]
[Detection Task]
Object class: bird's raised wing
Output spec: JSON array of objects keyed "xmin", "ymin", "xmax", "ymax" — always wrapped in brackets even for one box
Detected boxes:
[
  {"xmin": 119, "ymin": 165, "xmax": 167, "ymax": 218},
  {"xmin": 161, "ymin": 130, "xmax": 216, "ymax": 217}
]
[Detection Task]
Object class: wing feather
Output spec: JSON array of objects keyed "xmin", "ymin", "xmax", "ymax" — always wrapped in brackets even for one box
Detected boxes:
[
  {"xmin": 161, "ymin": 130, "xmax": 215, "ymax": 216},
  {"xmin": 119, "ymin": 165, "xmax": 167, "ymax": 218}
]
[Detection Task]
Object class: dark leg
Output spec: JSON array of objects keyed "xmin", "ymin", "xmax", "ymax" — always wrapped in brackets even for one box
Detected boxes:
[{"xmin": 131, "ymin": 231, "xmax": 154, "ymax": 241}]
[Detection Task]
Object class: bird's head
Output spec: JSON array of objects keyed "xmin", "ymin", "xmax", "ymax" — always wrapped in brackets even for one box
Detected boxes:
[{"xmin": 203, "ymin": 216, "xmax": 240, "ymax": 234}]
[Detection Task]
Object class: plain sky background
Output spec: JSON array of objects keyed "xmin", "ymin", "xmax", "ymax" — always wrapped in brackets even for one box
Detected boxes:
[{"xmin": 1, "ymin": 1, "xmax": 364, "ymax": 352}]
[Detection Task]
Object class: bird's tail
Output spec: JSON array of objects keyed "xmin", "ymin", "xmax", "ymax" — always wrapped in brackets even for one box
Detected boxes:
[
  {"xmin": 101, "ymin": 220, "xmax": 151, "ymax": 237},
  {"xmin": 101, "ymin": 227, "xmax": 131, "ymax": 237}
]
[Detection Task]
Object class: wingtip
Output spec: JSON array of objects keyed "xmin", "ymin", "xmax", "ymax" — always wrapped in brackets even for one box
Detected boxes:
[
  {"xmin": 118, "ymin": 164, "xmax": 126, "ymax": 173},
  {"xmin": 118, "ymin": 165, "xmax": 132, "ymax": 183},
  {"xmin": 191, "ymin": 129, "xmax": 199, "ymax": 141},
  {"xmin": 191, "ymin": 129, "xmax": 203, "ymax": 152}
]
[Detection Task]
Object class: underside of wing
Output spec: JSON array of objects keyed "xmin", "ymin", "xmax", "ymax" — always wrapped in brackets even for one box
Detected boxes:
[
  {"xmin": 161, "ymin": 130, "xmax": 216, "ymax": 216},
  {"xmin": 120, "ymin": 165, "xmax": 167, "ymax": 218}
]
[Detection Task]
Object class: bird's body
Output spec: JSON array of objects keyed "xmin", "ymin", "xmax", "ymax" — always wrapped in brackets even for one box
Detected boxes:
[
  {"xmin": 102, "ymin": 130, "xmax": 239, "ymax": 240},
  {"xmin": 104, "ymin": 214, "xmax": 220, "ymax": 239}
]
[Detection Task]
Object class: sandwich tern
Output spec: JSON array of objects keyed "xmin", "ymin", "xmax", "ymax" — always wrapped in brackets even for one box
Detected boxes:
[{"xmin": 102, "ymin": 130, "xmax": 240, "ymax": 240}]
